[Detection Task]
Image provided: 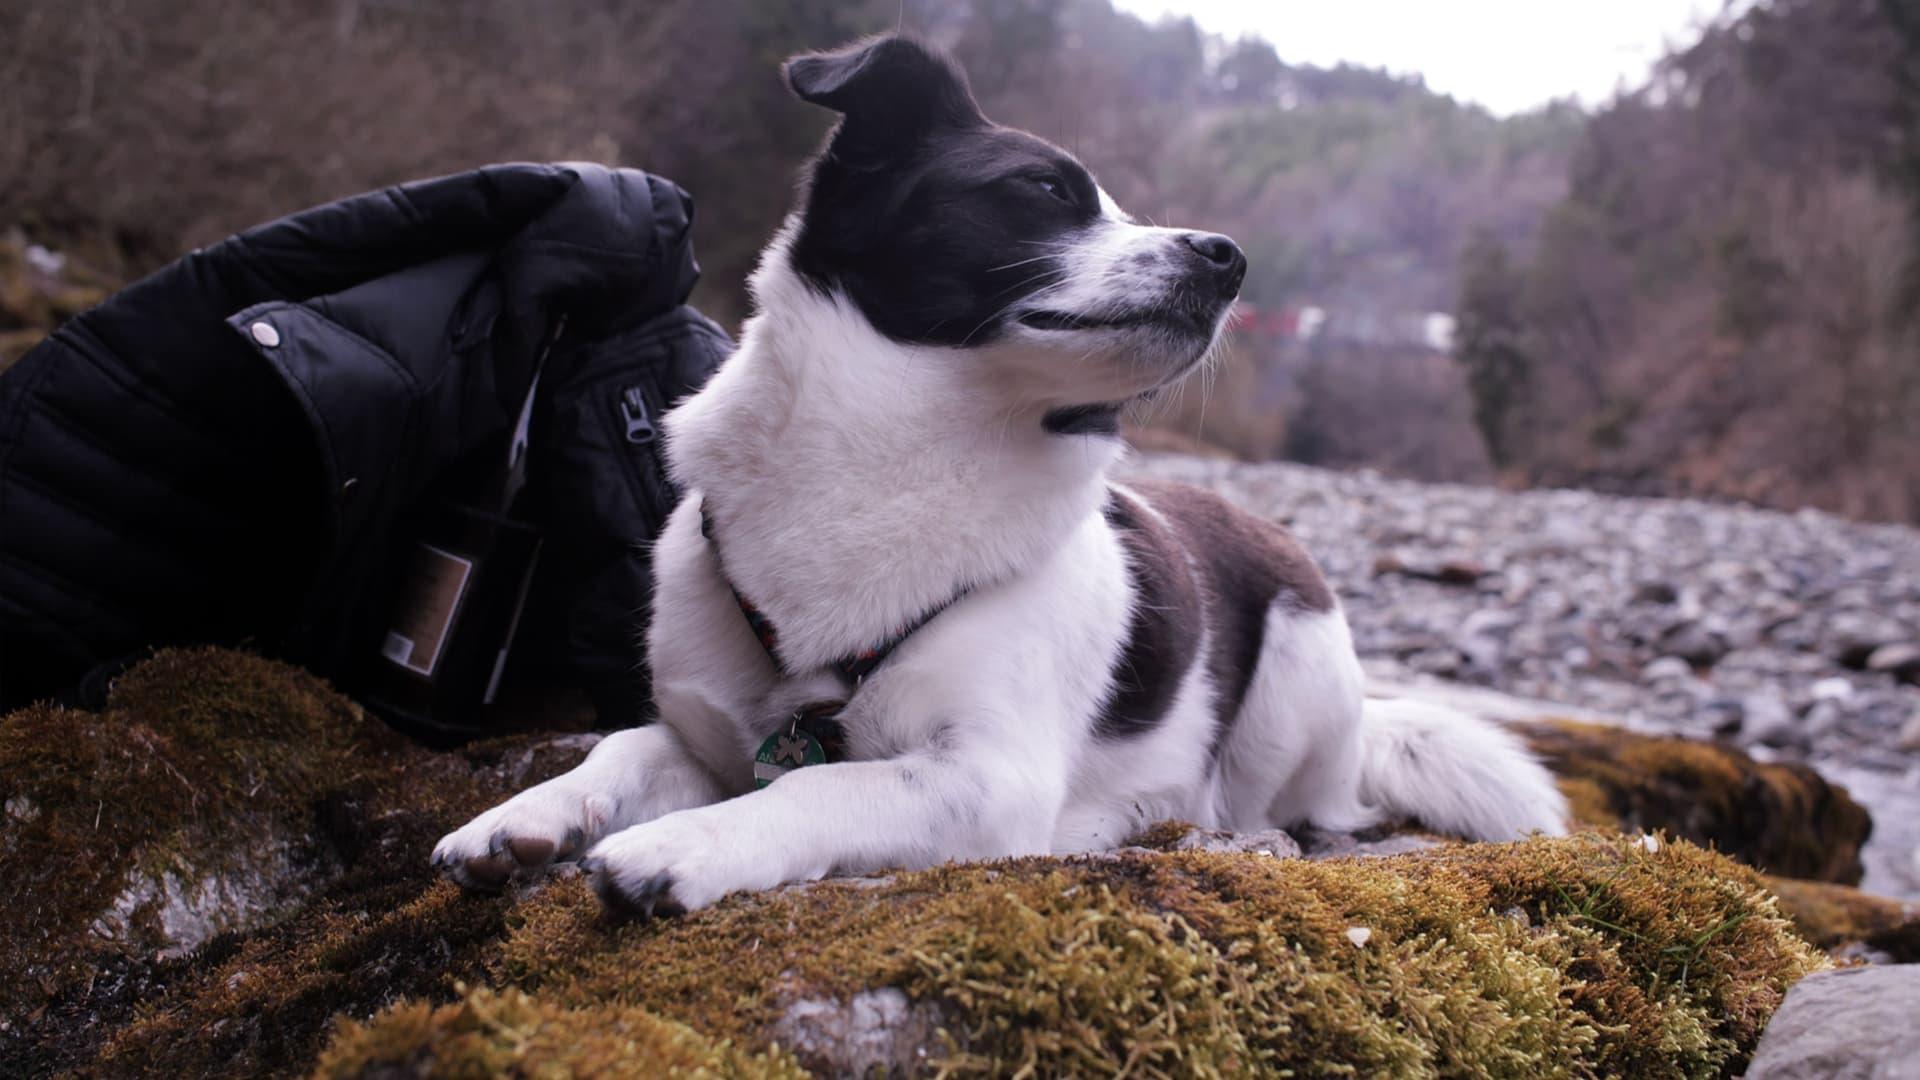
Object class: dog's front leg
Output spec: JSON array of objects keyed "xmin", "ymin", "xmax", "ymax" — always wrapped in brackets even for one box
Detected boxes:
[
  {"xmin": 433, "ymin": 723, "xmax": 727, "ymax": 889},
  {"xmin": 581, "ymin": 739, "xmax": 1061, "ymax": 916}
]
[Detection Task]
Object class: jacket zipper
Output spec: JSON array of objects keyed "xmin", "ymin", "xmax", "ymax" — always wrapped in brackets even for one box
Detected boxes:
[{"xmin": 619, "ymin": 386, "xmax": 657, "ymax": 444}]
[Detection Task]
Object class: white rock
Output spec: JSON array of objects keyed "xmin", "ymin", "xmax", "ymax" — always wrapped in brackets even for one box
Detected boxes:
[
  {"xmin": 1641, "ymin": 656, "xmax": 1693, "ymax": 683},
  {"xmin": 1811, "ymin": 676, "xmax": 1855, "ymax": 702},
  {"xmin": 1867, "ymin": 642, "xmax": 1920, "ymax": 682}
]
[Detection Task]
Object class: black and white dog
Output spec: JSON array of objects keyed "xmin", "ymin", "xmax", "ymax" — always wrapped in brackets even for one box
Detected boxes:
[{"xmin": 433, "ymin": 35, "xmax": 1566, "ymax": 915}]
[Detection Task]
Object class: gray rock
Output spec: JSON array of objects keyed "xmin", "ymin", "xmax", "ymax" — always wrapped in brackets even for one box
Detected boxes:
[
  {"xmin": 1867, "ymin": 643, "xmax": 1920, "ymax": 683},
  {"xmin": 1901, "ymin": 713, "xmax": 1920, "ymax": 753},
  {"xmin": 90, "ymin": 839, "xmax": 323, "ymax": 960},
  {"xmin": 1164, "ymin": 826, "xmax": 1304, "ymax": 859},
  {"xmin": 1406, "ymin": 647, "xmax": 1465, "ymax": 677},
  {"xmin": 1457, "ymin": 609, "xmax": 1521, "ymax": 672},
  {"xmin": 1827, "ymin": 612, "xmax": 1910, "ymax": 668},
  {"xmin": 1659, "ymin": 619, "xmax": 1732, "ymax": 667},
  {"xmin": 1641, "ymin": 656, "xmax": 1693, "ymax": 683},
  {"xmin": 1298, "ymin": 829, "xmax": 1446, "ymax": 860},
  {"xmin": 1769, "ymin": 615, "xmax": 1825, "ymax": 652},
  {"xmin": 1461, "ymin": 608, "xmax": 1522, "ymax": 640},
  {"xmin": 768, "ymin": 988, "xmax": 945, "ymax": 1075},
  {"xmin": 1745, "ymin": 965, "xmax": 1920, "ymax": 1079},
  {"xmin": 1740, "ymin": 693, "xmax": 1805, "ymax": 751},
  {"xmin": 1703, "ymin": 696, "xmax": 1747, "ymax": 736},
  {"xmin": 1802, "ymin": 701, "xmax": 1845, "ymax": 741}
]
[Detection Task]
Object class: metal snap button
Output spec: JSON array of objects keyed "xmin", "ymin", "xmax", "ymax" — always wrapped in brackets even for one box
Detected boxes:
[{"xmin": 250, "ymin": 321, "xmax": 281, "ymax": 348}]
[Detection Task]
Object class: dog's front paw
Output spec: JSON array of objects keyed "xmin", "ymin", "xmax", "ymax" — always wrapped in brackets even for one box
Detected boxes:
[
  {"xmin": 582, "ymin": 812, "xmax": 767, "ymax": 919},
  {"xmin": 431, "ymin": 782, "xmax": 617, "ymax": 890}
]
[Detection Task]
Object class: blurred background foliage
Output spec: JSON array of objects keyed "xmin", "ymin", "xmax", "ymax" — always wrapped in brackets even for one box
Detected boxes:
[{"xmin": 1, "ymin": 0, "xmax": 1916, "ymax": 521}]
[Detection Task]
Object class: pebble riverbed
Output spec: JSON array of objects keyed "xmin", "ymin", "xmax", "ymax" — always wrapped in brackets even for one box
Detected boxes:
[{"xmin": 1127, "ymin": 453, "xmax": 1920, "ymax": 900}]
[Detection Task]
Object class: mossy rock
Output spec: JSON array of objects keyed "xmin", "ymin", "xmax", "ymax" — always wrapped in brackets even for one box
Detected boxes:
[
  {"xmin": 0, "ymin": 648, "xmax": 594, "ymax": 1073},
  {"xmin": 1, "ymin": 650, "xmax": 380, "ymax": 1006},
  {"xmin": 0, "ymin": 647, "xmax": 1857, "ymax": 1075},
  {"xmin": 1525, "ymin": 719, "xmax": 1871, "ymax": 884},
  {"xmin": 1762, "ymin": 876, "xmax": 1920, "ymax": 962},
  {"xmin": 306, "ymin": 835, "xmax": 1822, "ymax": 1078}
]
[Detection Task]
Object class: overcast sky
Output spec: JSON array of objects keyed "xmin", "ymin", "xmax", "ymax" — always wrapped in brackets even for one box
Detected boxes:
[{"xmin": 1110, "ymin": 0, "xmax": 1740, "ymax": 115}]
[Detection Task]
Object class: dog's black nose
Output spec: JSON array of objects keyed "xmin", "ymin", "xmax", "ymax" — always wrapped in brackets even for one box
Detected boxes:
[{"xmin": 1182, "ymin": 232, "xmax": 1246, "ymax": 297}]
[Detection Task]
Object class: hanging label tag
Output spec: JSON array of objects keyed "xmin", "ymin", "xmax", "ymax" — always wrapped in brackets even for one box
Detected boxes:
[
  {"xmin": 380, "ymin": 543, "xmax": 473, "ymax": 676},
  {"xmin": 753, "ymin": 726, "xmax": 826, "ymax": 788}
]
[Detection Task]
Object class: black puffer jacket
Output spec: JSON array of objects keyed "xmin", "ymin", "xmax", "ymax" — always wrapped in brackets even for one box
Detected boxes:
[{"xmin": 0, "ymin": 163, "xmax": 728, "ymax": 721}]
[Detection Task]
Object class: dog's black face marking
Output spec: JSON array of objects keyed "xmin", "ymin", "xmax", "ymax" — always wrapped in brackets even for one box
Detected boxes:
[
  {"xmin": 783, "ymin": 35, "xmax": 1247, "ymax": 406},
  {"xmin": 789, "ymin": 36, "xmax": 1103, "ymax": 346}
]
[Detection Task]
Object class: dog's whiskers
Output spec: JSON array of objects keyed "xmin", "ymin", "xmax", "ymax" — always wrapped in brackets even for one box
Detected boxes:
[{"xmin": 984, "ymin": 253, "xmax": 1061, "ymax": 274}]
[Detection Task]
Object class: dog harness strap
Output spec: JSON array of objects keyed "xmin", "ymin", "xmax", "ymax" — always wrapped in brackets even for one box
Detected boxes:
[
  {"xmin": 702, "ymin": 499, "xmax": 969, "ymax": 787},
  {"xmin": 698, "ymin": 502, "xmax": 967, "ymax": 684}
]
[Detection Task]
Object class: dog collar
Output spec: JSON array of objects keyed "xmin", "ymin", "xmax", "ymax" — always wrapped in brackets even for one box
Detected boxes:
[{"xmin": 698, "ymin": 501, "xmax": 967, "ymax": 786}]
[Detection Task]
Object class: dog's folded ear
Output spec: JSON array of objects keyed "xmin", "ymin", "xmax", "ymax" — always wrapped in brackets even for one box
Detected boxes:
[{"xmin": 786, "ymin": 35, "xmax": 984, "ymax": 153}]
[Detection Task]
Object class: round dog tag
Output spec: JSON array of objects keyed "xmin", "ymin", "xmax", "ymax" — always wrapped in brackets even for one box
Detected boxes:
[{"xmin": 753, "ymin": 727, "xmax": 826, "ymax": 788}]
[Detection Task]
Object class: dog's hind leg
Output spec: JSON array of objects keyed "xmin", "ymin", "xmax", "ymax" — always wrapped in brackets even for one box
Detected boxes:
[
  {"xmin": 432, "ymin": 723, "xmax": 726, "ymax": 889},
  {"xmin": 1213, "ymin": 606, "xmax": 1378, "ymax": 834}
]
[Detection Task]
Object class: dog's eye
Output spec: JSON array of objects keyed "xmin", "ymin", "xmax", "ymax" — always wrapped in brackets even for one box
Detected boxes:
[{"xmin": 1031, "ymin": 175, "xmax": 1072, "ymax": 204}]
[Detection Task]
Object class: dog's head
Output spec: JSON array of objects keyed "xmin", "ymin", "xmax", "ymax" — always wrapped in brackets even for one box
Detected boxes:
[{"xmin": 782, "ymin": 35, "xmax": 1245, "ymax": 417}]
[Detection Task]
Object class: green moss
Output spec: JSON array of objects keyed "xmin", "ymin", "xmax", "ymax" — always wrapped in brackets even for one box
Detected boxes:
[
  {"xmin": 315, "ymin": 985, "xmax": 806, "ymax": 1079},
  {"xmin": 1125, "ymin": 818, "xmax": 1204, "ymax": 851},
  {"xmin": 1524, "ymin": 719, "xmax": 1871, "ymax": 883},
  {"xmin": 452, "ymin": 834, "xmax": 1817, "ymax": 1078}
]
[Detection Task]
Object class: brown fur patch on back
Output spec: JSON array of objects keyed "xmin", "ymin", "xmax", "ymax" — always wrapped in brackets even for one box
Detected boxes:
[
  {"xmin": 1120, "ymin": 479, "xmax": 1334, "ymax": 751},
  {"xmin": 1094, "ymin": 488, "xmax": 1203, "ymax": 738}
]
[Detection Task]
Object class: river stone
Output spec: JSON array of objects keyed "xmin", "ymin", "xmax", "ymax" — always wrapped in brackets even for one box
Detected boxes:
[
  {"xmin": 1826, "ymin": 612, "xmax": 1909, "ymax": 669},
  {"xmin": 1641, "ymin": 655, "xmax": 1693, "ymax": 683},
  {"xmin": 1159, "ymin": 825, "xmax": 1305, "ymax": 858},
  {"xmin": 1867, "ymin": 643, "xmax": 1920, "ymax": 683},
  {"xmin": 1745, "ymin": 964, "xmax": 1920, "ymax": 1078},
  {"xmin": 1658, "ymin": 618, "xmax": 1731, "ymax": 667},
  {"xmin": 768, "ymin": 988, "xmax": 945, "ymax": 1075}
]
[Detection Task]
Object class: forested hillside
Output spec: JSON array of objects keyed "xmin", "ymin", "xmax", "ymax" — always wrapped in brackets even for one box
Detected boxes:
[
  {"xmin": 3, "ymin": 0, "xmax": 1913, "ymax": 520},
  {"xmin": 1458, "ymin": 0, "xmax": 1920, "ymax": 521}
]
